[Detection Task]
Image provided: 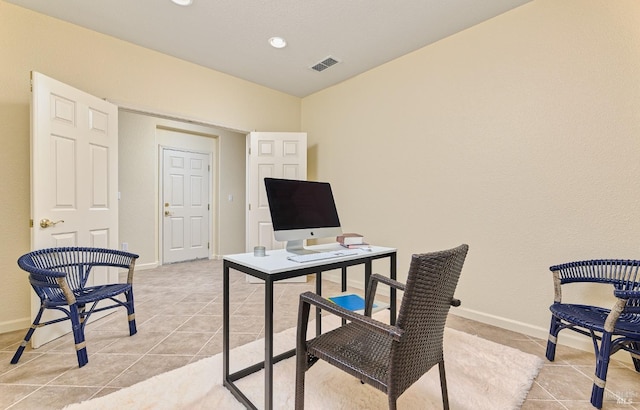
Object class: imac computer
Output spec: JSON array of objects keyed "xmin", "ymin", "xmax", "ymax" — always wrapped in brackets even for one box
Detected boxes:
[{"xmin": 264, "ymin": 177, "xmax": 343, "ymax": 254}]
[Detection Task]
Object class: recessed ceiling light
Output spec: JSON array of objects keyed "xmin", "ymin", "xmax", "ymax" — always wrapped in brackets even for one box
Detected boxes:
[
  {"xmin": 268, "ymin": 37, "xmax": 287, "ymax": 49},
  {"xmin": 171, "ymin": 0, "xmax": 193, "ymax": 6}
]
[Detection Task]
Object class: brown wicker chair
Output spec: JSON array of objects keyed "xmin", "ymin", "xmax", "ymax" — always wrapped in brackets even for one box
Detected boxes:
[{"xmin": 295, "ymin": 244, "xmax": 469, "ymax": 410}]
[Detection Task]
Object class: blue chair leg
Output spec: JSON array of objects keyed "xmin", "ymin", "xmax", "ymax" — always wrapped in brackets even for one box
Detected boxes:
[
  {"xmin": 69, "ymin": 304, "xmax": 89, "ymax": 367},
  {"xmin": 78, "ymin": 303, "xmax": 86, "ymax": 326},
  {"xmin": 10, "ymin": 306, "xmax": 45, "ymax": 364},
  {"xmin": 546, "ymin": 316, "xmax": 561, "ymax": 361},
  {"xmin": 630, "ymin": 342, "xmax": 640, "ymax": 372},
  {"xmin": 590, "ymin": 332, "xmax": 613, "ymax": 409},
  {"xmin": 126, "ymin": 289, "xmax": 137, "ymax": 336}
]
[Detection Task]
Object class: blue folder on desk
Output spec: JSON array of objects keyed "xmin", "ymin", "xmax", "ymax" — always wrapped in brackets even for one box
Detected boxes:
[{"xmin": 328, "ymin": 294, "xmax": 377, "ymax": 311}]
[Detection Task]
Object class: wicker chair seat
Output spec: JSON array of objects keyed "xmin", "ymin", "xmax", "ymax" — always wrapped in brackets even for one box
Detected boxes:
[
  {"xmin": 41, "ymin": 283, "xmax": 133, "ymax": 308},
  {"xmin": 307, "ymin": 322, "xmax": 392, "ymax": 390},
  {"xmin": 549, "ymin": 303, "xmax": 640, "ymax": 337}
]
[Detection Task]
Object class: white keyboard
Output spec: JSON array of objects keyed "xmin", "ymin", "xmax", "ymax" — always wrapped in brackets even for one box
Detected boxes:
[{"xmin": 287, "ymin": 249, "xmax": 360, "ymax": 263}]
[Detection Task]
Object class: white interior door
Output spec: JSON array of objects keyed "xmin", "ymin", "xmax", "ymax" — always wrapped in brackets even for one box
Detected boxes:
[
  {"xmin": 162, "ymin": 148, "xmax": 210, "ymax": 263},
  {"xmin": 246, "ymin": 132, "xmax": 307, "ymax": 252},
  {"xmin": 30, "ymin": 71, "xmax": 119, "ymax": 347},
  {"xmin": 246, "ymin": 132, "xmax": 307, "ymax": 282}
]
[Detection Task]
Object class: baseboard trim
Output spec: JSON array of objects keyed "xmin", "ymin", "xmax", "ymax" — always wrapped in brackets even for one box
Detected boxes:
[
  {"xmin": 452, "ymin": 306, "xmax": 550, "ymax": 341},
  {"xmin": 0, "ymin": 317, "xmax": 30, "ymax": 334},
  {"xmin": 135, "ymin": 261, "xmax": 159, "ymax": 271},
  {"xmin": 452, "ymin": 307, "xmax": 633, "ymax": 364}
]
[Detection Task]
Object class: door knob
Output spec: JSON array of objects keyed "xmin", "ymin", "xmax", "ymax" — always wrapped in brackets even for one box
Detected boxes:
[
  {"xmin": 40, "ymin": 218, "xmax": 64, "ymax": 228},
  {"xmin": 164, "ymin": 211, "xmax": 172, "ymax": 217}
]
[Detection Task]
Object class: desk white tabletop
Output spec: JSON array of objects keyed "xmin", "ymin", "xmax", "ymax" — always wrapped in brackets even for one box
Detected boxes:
[{"xmin": 223, "ymin": 243, "xmax": 396, "ymax": 274}]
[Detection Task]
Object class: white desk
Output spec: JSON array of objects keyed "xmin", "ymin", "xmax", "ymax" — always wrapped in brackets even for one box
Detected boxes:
[{"xmin": 222, "ymin": 243, "xmax": 397, "ymax": 410}]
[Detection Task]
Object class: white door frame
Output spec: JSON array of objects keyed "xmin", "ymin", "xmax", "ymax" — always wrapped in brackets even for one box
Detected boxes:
[{"xmin": 156, "ymin": 127, "xmax": 218, "ymax": 264}]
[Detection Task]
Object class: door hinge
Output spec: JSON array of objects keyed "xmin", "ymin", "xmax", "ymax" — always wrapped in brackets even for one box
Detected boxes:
[
  {"xmin": 248, "ymin": 147, "xmax": 251, "ymax": 155},
  {"xmin": 208, "ymin": 242, "xmax": 210, "ymax": 249},
  {"xmin": 208, "ymin": 204, "xmax": 210, "ymax": 210},
  {"xmin": 29, "ymin": 219, "xmax": 33, "ymax": 228},
  {"xmin": 248, "ymin": 203, "xmax": 251, "ymax": 211}
]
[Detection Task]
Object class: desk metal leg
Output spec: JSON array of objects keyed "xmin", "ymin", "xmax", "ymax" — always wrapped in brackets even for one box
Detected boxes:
[
  {"xmin": 340, "ymin": 266, "xmax": 348, "ymax": 325},
  {"xmin": 223, "ymin": 264, "xmax": 257, "ymax": 409},
  {"xmin": 223, "ymin": 263, "xmax": 230, "ymax": 387},
  {"xmin": 364, "ymin": 261, "xmax": 372, "ymax": 301},
  {"xmin": 265, "ymin": 277, "xmax": 274, "ymax": 410},
  {"xmin": 364, "ymin": 256, "xmax": 397, "ymax": 324},
  {"xmin": 315, "ymin": 272, "xmax": 322, "ymax": 335},
  {"xmin": 390, "ymin": 252, "xmax": 397, "ymax": 325}
]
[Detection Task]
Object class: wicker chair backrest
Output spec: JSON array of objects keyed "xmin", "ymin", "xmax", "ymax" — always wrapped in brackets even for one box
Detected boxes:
[
  {"xmin": 390, "ymin": 244, "xmax": 468, "ymax": 397},
  {"xmin": 18, "ymin": 247, "xmax": 137, "ymax": 302},
  {"xmin": 551, "ymin": 259, "xmax": 640, "ymax": 287},
  {"xmin": 550, "ymin": 259, "xmax": 640, "ymax": 311}
]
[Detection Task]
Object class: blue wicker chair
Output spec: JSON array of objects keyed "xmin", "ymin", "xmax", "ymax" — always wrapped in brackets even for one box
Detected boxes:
[
  {"xmin": 546, "ymin": 259, "xmax": 640, "ymax": 408},
  {"xmin": 295, "ymin": 244, "xmax": 468, "ymax": 410},
  {"xmin": 11, "ymin": 247, "xmax": 139, "ymax": 368}
]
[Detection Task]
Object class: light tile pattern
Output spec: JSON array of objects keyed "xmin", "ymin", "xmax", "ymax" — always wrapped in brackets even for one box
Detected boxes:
[{"xmin": 0, "ymin": 259, "xmax": 638, "ymax": 409}]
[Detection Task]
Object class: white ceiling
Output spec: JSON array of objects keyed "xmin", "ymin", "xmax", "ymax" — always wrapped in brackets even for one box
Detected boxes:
[{"xmin": 7, "ymin": 0, "xmax": 531, "ymax": 97}]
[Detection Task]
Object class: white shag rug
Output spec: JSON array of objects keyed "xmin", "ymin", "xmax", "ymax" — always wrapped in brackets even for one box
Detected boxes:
[{"xmin": 65, "ymin": 313, "xmax": 543, "ymax": 410}]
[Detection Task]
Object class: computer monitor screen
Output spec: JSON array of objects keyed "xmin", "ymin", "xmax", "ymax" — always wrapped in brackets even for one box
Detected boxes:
[{"xmin": 264, "ymin": 178, "xmax": 342, "ymax": 253}]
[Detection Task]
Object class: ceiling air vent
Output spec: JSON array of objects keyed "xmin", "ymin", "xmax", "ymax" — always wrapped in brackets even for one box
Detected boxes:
[{"xmin": 310, "ymin": 56, "xmax": 340, "ymax": 72}]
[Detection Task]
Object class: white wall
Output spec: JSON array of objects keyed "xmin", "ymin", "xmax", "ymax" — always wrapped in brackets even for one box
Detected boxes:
[{"xmin": 302, "ymin": 0, "xmax": 640, "ymax": 348}]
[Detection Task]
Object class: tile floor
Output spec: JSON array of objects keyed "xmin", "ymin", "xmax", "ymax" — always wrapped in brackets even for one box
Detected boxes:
[{"xmin": 0, "ymin": 258, "xmax": 639, "ymax": 409}]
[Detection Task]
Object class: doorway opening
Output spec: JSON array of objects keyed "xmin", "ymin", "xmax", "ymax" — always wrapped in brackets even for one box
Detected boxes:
[{"xmin": 118, "ymin": 109, "xmax": 247, "ymax": 269}]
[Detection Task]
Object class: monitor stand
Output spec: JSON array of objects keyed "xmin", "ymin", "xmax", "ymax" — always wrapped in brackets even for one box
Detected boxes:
[{"xmin": 285, "ymin": 240, "xmax": 317, "ymax": 255}]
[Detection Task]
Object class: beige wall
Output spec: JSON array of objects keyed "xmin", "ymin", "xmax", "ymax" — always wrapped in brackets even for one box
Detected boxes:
[
  {"xmin": 302, "ymin": 0, "xmax": 640, "ymax": 346},
  {"xmin": 3, "ymin": 0, "xmax": 639, "ymax": 356},
  {"xmin": 0, "ymin": 1, "xmax": 300, "ymax": 332},
  {"xmin": 118, "ymin": 111, "xmax": 247, "ymax": 269}
]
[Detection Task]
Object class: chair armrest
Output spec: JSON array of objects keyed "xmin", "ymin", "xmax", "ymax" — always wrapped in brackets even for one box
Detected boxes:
[
  {"xmin": 54, "ymin": 277, "xmax": 76, "ymax": 304},
  {"xmin": 367, "ymin": 273, "xmax": 460, "ymax": 309},
  {"xmin": 613, "ymin": 288, "xmax": 640, "ymax": 299},
  {"xmin": 370, "ymin": 273, "xmax": 406, "ymax": 292},
  {"xmin": 299, "ymin": 291, "xmax": 404, "ymax": 341},
  {"xmin": 364, "ymin": 273, "xmax": 405, "ymax": 316},
  {"xmin": 604, "ymin": 298, "xmax": 627, "ymax": 332},
  {"xmin": 126, "ymin": 257, "xmax": 137, "ymax": 284}
]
